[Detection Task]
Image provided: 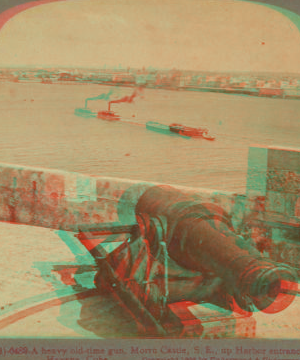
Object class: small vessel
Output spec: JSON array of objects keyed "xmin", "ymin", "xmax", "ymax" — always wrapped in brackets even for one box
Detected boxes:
[
  {"xmin": 146, "ymin": 121, "xmax": 216, "ymax": 140},
  {"xmin": 74, "ymin": 108, "xmax": 97, "ymax": 118},
  {"xmin": 169, "ymin": 123, "xmax": 215, "ymax": 140},
  {"xmin": 97, "ymin": 110, "xmax": 120, "ymax": 121},
  {"xmin": 202, "ymin": 132, "xmax": 216, "ymax": 141},
  {"xmin": 146, "ymin": 121, "xmax": 174, "ymax": 135},
  {"xmin": 97, "ymin": 101, "xmax": 121, "ymax": 121}
]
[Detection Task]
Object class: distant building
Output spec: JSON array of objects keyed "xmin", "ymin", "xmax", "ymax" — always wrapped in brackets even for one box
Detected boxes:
[
  {"xmin": 256, "ymin": 80, "xmax": 265, "ymax": 88},
  {"xmin": 259, "ymin": 88, "xmax": 283, "ymax": 97},
  {"xmin": 264, "ymin": 79, "xmax": 278, "ymax": 88},
  {"xmin": 112, "ymin": 74, "xmax": 135, "ymax": 85}
]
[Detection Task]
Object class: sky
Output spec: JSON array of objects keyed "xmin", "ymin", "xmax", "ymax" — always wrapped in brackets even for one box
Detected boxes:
[{"xmin": 0, "ymin": 0, "xmax": 300, "ymax": 72}]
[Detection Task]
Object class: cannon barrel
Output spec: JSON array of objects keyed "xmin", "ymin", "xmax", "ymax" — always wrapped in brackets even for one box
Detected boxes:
[{"xmin": 135, "ymin": 185, "xmax": 298, "ymax": 313}]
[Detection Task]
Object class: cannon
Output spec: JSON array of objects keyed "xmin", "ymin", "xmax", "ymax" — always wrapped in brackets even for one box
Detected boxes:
[{"xmin": 76, "ymin": 185, "xmax": 299, "ymax": 337}]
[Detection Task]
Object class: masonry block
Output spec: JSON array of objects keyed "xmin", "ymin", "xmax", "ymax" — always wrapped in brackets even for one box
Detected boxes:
[
  {"xmin": 246, "ymin": 146, "xmax": 268, "ymax": 197},
  {"xmin": 265, "ymin": 190, "xmax": 285, "ymax": 214},
  {"xmin": 268, "ymin": 147, "xmax": 300, "ymax": 172}
]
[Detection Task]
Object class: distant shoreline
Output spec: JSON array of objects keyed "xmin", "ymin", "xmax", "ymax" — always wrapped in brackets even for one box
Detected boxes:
[
  {"xmin": 1, "ymin": 65, "xmax": 300, "ymax": 100},
  {"xmin": 1, "ymin": 77, "xmax": 300, "ymax": 101}
]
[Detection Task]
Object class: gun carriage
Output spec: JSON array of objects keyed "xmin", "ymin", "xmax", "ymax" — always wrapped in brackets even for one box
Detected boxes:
[{"xmin": 76, "ymin": 185, "xmax": 298, "ymax": 338}]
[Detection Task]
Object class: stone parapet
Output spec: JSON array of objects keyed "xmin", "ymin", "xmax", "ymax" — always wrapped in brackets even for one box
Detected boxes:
[
  {"xmin": 246, "ymin": 145, "xmax": 300, "ymax": 270},
  {"xmin": 0, "ymin": 144, "xmax": 300, "ymax": 272},
  {"xmin": 0, "ymin": 162, "xmax": 243, "ymax": 231}
]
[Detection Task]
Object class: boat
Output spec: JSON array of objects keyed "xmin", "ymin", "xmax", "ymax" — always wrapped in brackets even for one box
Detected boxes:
[
  {"xmin": 146, "ymin": 121, "xmax": 173, "ymax": 135},
  {"xmin": 146, "ymin": 121, "xmax": 216, "ymax": 140},
  {"xmin": 97, "ymin": 110, "xmax": 120, "ymax": 121},
  {"xmin": 202, "ymin": 132, "xmax": 216, "ymax": 141},
  {"xmin": 74, "ymin": 108, "xmax": 97, "ymax": 118},
  {"xmin": 169, "ymin": 123, "xmax": 215, "ymax": 140}
]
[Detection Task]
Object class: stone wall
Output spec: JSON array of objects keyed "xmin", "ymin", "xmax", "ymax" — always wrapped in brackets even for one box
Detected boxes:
[
  {"xmin": 0, "ymin": 144, "xmax": 300, "ymax": 271},
  {"xmin": 246, "ymin": 145, "xmax": 300, "ymax": 269},
  {"xmin": 0, "ymin": 162, "xmax": 245, "ymax": 231}
]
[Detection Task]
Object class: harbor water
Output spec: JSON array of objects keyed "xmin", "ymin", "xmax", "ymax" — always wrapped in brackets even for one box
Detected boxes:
[{"xmin": 0, "ymin": 81, "xmax": 299, "ymax": 193}]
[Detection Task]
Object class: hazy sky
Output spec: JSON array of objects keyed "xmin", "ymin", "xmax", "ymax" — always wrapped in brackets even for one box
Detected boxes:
[{"xmin": 0, "ymin": 0, "xmax": 300, "ymax": 72}]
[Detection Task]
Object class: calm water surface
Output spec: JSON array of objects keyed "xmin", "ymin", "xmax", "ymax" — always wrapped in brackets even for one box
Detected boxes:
[{"xmin": 0, "ymin": 82, "xmax": 299, "ymax": 193}]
